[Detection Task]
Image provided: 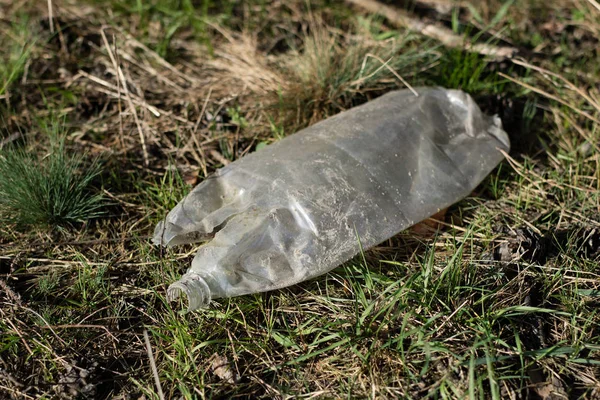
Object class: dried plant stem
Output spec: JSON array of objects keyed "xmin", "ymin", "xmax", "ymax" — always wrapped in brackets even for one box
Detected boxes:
[
  {"xmin": 100, "ymin": 28, "xmax": 149, "ymax": 166},
  {"xmin": 143, "ymin": 329, "xmax": 165, "ymax": 400},
  {"xmin": 47, "ymin": 0, "xmax": 54, "ymax": 33}
]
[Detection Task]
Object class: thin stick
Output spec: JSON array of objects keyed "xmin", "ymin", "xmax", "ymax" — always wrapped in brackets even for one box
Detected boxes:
[
  {"xmin": 143, "ymin": 329, "xmax": 165, "ymax": 400},
  {"xmin": 47, "ymin": 0, "xmax": 54, "ymax": 33},
  {"xmin": 210, "ymin": 149, "xmax": 230, "ymax": 166},
  {"xmin": 100, "ymin": 28, "xmax": 149, "ymax": 165},
  {"xmin": 588, "ymin": 0, "xmax": 600, "ymax": 12},
  {"xmin": 113, "ymin": 35, "xmax": 125, "ymax": 150},
  {"xmin": 345, "ymin": 0, "xmax": 517, "ymax": 59}
]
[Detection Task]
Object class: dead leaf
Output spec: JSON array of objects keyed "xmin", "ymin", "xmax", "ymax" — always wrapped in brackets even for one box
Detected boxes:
[
  {"xmin": 209, "ymin": 353, "xmax": 238, "ymax": 384},
  {"xmin": 410, "ymin": 208, "xmax": 447, "ymax": 237},
  {"xmin": 183, "ymin": 169, "xmax": 199, "ymax": 186},
  {"xmin": 528, "ymin": 367, "xmax": 568, "ymax": 400}
]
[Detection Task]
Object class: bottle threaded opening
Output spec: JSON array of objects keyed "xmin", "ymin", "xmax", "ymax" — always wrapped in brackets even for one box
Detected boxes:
[{"xmin": 167, "ymin": 272, "xmax": 211, "ymax": 311}]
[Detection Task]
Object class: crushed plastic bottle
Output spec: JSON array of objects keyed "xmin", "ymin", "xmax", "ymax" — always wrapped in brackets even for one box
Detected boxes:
[{"xmin": 153, "ymin": 88, "xmax": 510, "ymax": 311}]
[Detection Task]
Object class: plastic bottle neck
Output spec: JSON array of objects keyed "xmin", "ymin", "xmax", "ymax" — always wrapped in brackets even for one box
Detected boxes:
[{"xmin": 167, "ymin": 272, "xmax": 212, "ymax": 311}]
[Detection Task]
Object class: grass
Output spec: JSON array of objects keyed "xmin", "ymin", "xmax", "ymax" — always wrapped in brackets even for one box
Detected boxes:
[
  {"xmin": 0, "ymin": 123, "xmax": 104, "ymax": 229},
  {"xmin": 0, "ymin": 0, "xmax": 599, "ymax": 399},
  {"xmin": 276, "ymin": 18, "xmax": 438, "ymax": 128},
  {"xmin": 0, "ymin": 19, "xmax": 34, "ymax": 97}
]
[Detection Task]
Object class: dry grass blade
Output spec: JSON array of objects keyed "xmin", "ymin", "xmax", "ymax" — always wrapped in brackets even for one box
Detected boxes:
[
  {"xmin": 556, "ymin": 108, "xmax": 600, "ymax": 154},
  {"xmin": 207, "ymin": 34, "xmax": 283, "ymax": 95},
  {"xmin": 46, "ymin": 0, "xmax": 54, "ymax": 33},
  {"xmin": 511, "ymin": 58, "xmax": 600, "ymax": 113},
  {"xmin": 191, "ymin": 88, "xmax": 212, "ymax": 177},
  {"xmin": 143, "ymin": 329, "xmax": 165, "ymax": 400},
  {"xmin": 77, "ymin": 69, "xmax": 161, "ymax": 117},
  {"xmin": 498, "ymin": 72, "xmax": 600, "ymax": 125},
  {"xmin": 353, "ymin": 53, "xmax": 418, "ymax": 96},
  {"xmin": 115, "ymin": 25, "xmax": 197, "ymax": 85},
  {"xmin": 20, "ymin": 305, "xmax": 67, "ymax": 346},
  {"xmin": 588, "ymin": 0, "xmax": 600, "ymax": 12},
  {"xmin": 100, "ymin": 28, "xmax": 149, "ymax": 166},
  {"xmin": 500, "ymin": 149, "xmax": 596, "ymax": 194}
]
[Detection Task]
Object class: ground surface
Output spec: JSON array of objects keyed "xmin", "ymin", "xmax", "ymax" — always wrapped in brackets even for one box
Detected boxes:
[{"xmin": 1, "ymin": 0, "xmax": 599, "ymax": 398}]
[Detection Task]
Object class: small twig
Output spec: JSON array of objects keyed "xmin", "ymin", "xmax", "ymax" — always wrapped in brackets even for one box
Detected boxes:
[
  {"xmin": 143, "ymin": 329, "xmax": 165, "ymax": 400},
  {"xmin": 345, "ymin": 0, "xmax": 517, "ymax": 59},
  {"xmin": 78, "ymin": 70, "xmax": 160, "ymax": 117},
  {"xmin": 210, "ymin": 149, "xmax": 230, "ymax": 166},
  {"xmin": 76, "ymin": 76, "xmax": 159, "ymax": 116},
  {"xmin": 76, "ymin": 71, "xmax": 198, "ymax": 126},
  {"xmin": 102, "ymin": 188, "xmax": 140, "ymax": 208},
  {"xmin": 100, "ymin": 28, "xmax": 149, "ymax": 166},
  {"xmin": 47, "ymin": 0, "xmax": 54, "ymax": 33},
  {"xmin": 588, "ymin": 0, "xmax": 600, "ymax": 12}
]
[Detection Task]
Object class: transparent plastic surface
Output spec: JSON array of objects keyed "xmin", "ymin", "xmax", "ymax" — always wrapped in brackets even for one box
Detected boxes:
[{"xmin": 153, "ymin": 88, "xmax": 510, "ymax": 310}]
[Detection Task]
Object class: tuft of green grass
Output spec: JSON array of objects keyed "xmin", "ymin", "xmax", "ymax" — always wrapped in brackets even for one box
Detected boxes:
[
  {"xmin": 138, "ymin": 163, "xmax": 191, "ymax": 221},
  {"xmin": 0, "ymin": 135, "xmax": 105, "ymax": 228},
  {"xmin": 431, "ymin": 48, "xmax": 492, "ymax": 92}
]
